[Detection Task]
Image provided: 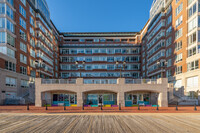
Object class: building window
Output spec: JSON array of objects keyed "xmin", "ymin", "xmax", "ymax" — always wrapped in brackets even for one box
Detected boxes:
[
  {"xmin": 7, "ymin": 19, "xmax": 14, "ymax": 33},
  {"xmin": 20, "ymin": 54, "xmax": 27, "ymax": 64},
  {"xmin": 19, "ymin": 5, "xmax": 26, "ymax": 18},
  {"xmin": 175, "ymin": 40, "xmax": 182, "ymax": 51},
  {"xmin": 167, "ymin": 59, "xmax": 172, "ymax": 67},
  {"xmin": 175, "ymin": 66, "xmax": 182, "ymax": 75},
  {"xmin": 166, "ymin": 69, "xmax": 172, "ymax": 77},
  {"xmin": 175, "ymin": 28, "xmax": 182, "ymax": 40},
  {"xmin": 20, "ymin": 29, "xmax": 27, "ymax": 41},
  {"xmin": 30, "ymin": 59, "xmax": 35, "ymax": 68},
  {"xmin": 20, "ymin": 0, "xmax": 26, "ymax": 6},
  {"xmin": 5, "ymin": 61, "xmax": 16, "ymax": 72},
  {"xmin": 20, "ymin": 66, "xmax": 27, "ymax": 75},
  {"xmin": 188, "ymin": 47, "xmax": 196, "ymax": 57},
  {"xmin": 20, "ymin": 42, "xmax": 27, "ymax": 53},
  {"xmin": 166, "ymin": 37, "xmax": 172, "ymax": 47},
  {"xmin": 21, "ymin": 80, "xmax": 29, "ymax": 88},
  {"xmin": 0, "ymin": 32, "xmax": 6, "ymax": 43},
  {"xmin": 30, "ymin": 38, "xmax": 35, "ymax": 47},
  {"xmin": 188, "ymin": 31, "xmax": 196, "ymax": 46},
  {"xmin": 188, "ymin": 17, "xmax": 197, "ymax": 32},
  {"xmin": 176, "ymin": 15, "xmax": 182, "ymax": 28},
  {"xmin": 0, "ymin": 3, "xmax": 5, "ymax": 15},
  {"xmin": 166, "ymin": 48, "xmax": 172, "ymax": 57},
  {"xmin": 30, "ymin": 27, "xmax": 35, "ymax": 36},
  {"xmin": 176, "ymin": 2, "xmax": 183, "ymax": 16},
  {"xmin": 187, "ymin": 60, "xmax": 199, "ymax": 71},
  {"xmin": 166, "ymin": 26, "xmax": 172, "ymax": 36},
  {"xmin": 7, "ymin": 0, "xmax": 14, "ymax": 7},
  {"xmin": 0, "ymin": 18, "xmax": 5, "ymax": 29},
  {"xmin": 7, "ymin": 33, "xmax": 15, "ymax": 47},
  {"xmin": 167, "ymin": 15, "xmax": 172, "ymax": 25},
  {"xmin": 6, "ymin": 77, "xmax": 16, "ymax": 87},
  {"xmin": 30, "ymin": 49, "xmax": 35, "ymax": 58},
  {"xmin": 7, "ymin": 48, "xmax": 15, "ymax": 58},
  {"xmin": 19, "ymin": 17, "xmax": 26, "ymax": 29},
  {"xmin": 29, "ymin": 6, "xmax": 35, "ymax": 16},
  {"xmin": 188, "ymin": 2, "xmax": 197, "ymax": 18},
  {"xmin": 187, "ymin": 76, "xmax": 198, "ymax": 89},
  {"xmin": 175, "ymin": 53, "xmax": 182, "ymax": 63}
]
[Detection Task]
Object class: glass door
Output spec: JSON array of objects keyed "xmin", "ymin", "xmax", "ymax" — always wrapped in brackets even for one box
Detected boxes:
[
  {"xmin": 132, "ymin": 95, "xmax": 137, "ymax": 105},
  {"xmin": 98, "ymin": 95, "xmax": 103, "ymax": 105}
]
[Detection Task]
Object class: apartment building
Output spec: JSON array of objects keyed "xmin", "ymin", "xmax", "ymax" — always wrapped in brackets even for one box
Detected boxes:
[
  {"xmin": 0, "ymin": 0, "xmax": 59, "ymax": 104},
  {"xmin": 59, "ymin": 32, "xmax": 141, "ymax": 80},
  {"xmin": 141, "ymin": 0, "xmax": 200, "ymax": 100}
]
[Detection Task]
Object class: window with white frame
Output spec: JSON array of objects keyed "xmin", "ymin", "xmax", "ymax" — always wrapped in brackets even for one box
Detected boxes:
[
  {"xmin": 188, "ymin": 47, "xmax": 196, "ymax": 57},
  {"xmin": 175, "ymin": 53, "xmax": 182, "ymax": 63},
  {"xmin": 20, "ymin": 42, "xmax": 27, "ymax": 53},
  {"xmin": 20, "ymin": 66, "xmax": 27, "ymax": 75},
  {"xmin": 188, "ymin": 31, "xmax": 196, "ymax": 46},
  {"xmin": 187, "ymin": 60, "xmax": 199, "ymax": 71},
  {"xmin": 175, "ymin": 28, "xmax": 182, "ymax": 40},
  {"xmin": 188, "ymin": 2, "xmax": 196, "ymax": 18},
  {"xmin": 188, "ymin": 17, "xmax": 197, "ymax": 32},
  {"xmin": 20, "ymin": 29, "xmax": 26, "ymax": 41},
  {"xmin": 176, "ymin": 15, "xmax": 182, "ymax": 28},
  {"xmin": 21, "ymin": 80, "xmax": 29, "ymax": 88},
  {"xmin": 175, "ymin": 40, "xmax": 182, "ymax": 51},
  {"xmin": 30, "ymin": 49, "xmax": 35, "ymax": 58},
  {"xmin": 5, "ymin": 61, "xmax": 16, "ymax": 72},
  {"xmin": 20, "ymin": 54, "xmax": 27, "ymax": 64},
  {"xmin": 176, "ymin": 2, "xmax": 183, "ymax": 16},
  {"xmin": 174, "ymin": 79, "xmax": 182, "ymax": 88},
  {"xmin": 175, "ymin": 66, "xmax": 182, "ymax": 74},
  {"xmin": 187, "ymin": 76, "xmax": 198, "ymax": 89},
  {"xmin": 6, "ymin": 77, "xmax": 16, "ymax": 87}
]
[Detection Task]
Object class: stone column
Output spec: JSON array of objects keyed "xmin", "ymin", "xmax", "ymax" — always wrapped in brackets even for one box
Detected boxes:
[
  {"xmin": 35, "ymin": 78, "xmax": 42, "ymax": 107},
  {"xmin": 158, "ymin": 92, "xmax": 168, "ymax": 107},
  {"xmin": 117, "ymin": 92, "xmax": 125, "ymax": 107},
  {"xmin": 76, "ymin": 78, "xmax": 83, "ymax": 107},
  {"xmin": 77, "ymin": 92, "xmax": 83, "ymax": 107}
]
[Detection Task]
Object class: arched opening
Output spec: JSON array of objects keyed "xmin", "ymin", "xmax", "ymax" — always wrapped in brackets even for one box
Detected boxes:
[
  {"xmin": 41, "ymin": 90, "xmax": 77, "ymax": 107},
  {"xmin": 125, "ymin": 90, "xmax": 159, "ymax": 107},
  {"xmin": 83, "ymin": 90, "xmax": 117, "ymax": 107}
]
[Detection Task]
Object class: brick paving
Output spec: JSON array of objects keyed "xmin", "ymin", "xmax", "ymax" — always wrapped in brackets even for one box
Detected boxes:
[
  {"xmin": 0, "ymin": 113, "xmax": 200, "ymax": 133},
  {"xmin": 0, "ymin": 105, "xmax": 200, "ymax": 113}
]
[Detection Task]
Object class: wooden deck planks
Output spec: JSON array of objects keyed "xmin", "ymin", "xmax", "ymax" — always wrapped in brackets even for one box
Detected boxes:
[{"xmin": 0, "ymin": 114, "xmax": 200, "ymax": 133}]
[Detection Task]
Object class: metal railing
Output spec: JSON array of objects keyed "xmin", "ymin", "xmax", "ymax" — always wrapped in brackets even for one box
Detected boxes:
[
  {"xmin": 41, "ymin": 79, "xmax": 76, "ymax": 84},
  {"xmin": 125, "ymin": 79, "xmax": 161, "ymax": 84},
  {"xmin": 84, "ymin": 79, "xmax": 117, "ymax": 84}
]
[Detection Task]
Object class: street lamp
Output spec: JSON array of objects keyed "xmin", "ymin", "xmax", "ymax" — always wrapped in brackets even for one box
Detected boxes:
[
  {"xmin": 156, "ymin": 60, "xmax": 167, "ymax": 78},
  {"xmin": 75, "ymin": 61, "xmax": 86, "ymax": 78},
  {"xmin": 116, "ymin": 61, "xmax": 126, "ymax": 78}
]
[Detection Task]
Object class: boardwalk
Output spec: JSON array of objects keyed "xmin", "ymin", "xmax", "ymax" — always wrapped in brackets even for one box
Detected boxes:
[{"xmin": 0, "ymin": 113, "xmax": 200, "ymax": 133}]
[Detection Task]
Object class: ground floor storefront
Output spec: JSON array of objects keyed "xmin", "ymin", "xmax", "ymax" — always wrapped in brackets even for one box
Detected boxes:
[
  {"xmin": 36, "ymin": 78, "xmax": 169, "ymax": 107},
  {"xmin": 42, "ymin": 91, "xmax": 159, "ymax": 107}
]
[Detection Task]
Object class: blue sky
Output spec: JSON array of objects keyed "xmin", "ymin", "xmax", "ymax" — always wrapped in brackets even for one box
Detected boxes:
[{"xmin": 47, "ymin": 0, "xmax": 153, "ymax": 32}]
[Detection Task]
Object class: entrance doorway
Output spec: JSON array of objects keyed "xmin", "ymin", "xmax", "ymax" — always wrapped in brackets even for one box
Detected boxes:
[
  {"xmin": 98, "ymin": 95, "xmax": 103, "ymax": 105},
  {"xmin": 132, "ymin": 95, "xmax": 137, "ymax": 105}
]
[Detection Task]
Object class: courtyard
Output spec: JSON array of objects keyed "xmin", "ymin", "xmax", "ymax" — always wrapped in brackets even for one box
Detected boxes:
[{"xmin": 0, "ymin": 113, "xmax": 200, "ymax": 133}]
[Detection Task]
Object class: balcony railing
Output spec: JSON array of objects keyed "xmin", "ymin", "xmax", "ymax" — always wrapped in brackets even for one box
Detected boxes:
[
  {"xmin": 41, "ymin": 79, "xmax": 76, "ymax": 84},
  {"xmin": 84, "ymin": 79, "xmax": 117, "ymax": 84},
  {"xmin": 125, "ymin": 79, "xmax": 161, "ymax": 84}
]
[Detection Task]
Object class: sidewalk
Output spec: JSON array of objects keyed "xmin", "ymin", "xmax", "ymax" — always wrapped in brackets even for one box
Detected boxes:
[{"xmin": 0, "ymin": 105, "xmax": 199, "ymax": 113}]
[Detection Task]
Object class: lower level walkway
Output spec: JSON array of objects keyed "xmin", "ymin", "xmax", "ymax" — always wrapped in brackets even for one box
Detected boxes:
[{"xmin": 0, "ymin": 113, "xmax": 200, "ymax": 133}]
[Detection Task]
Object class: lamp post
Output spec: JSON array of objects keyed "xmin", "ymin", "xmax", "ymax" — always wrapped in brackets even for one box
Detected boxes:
[
  {"xmin": 116, "ymin": 61, "xmax": 126, "ymax": 78},
  {"xmin": 75, "ymin": 61, "xmax": 85, "ymax": 78},
  {"xmin": 156, "ymin": 60, "xmax": 167, "ymax": 78}
]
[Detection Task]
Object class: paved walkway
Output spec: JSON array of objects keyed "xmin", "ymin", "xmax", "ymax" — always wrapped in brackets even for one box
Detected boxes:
[{"xmin": 0, "ymin": 113, "xmax": 200, "ymax": 133}]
